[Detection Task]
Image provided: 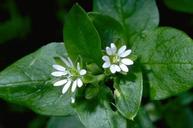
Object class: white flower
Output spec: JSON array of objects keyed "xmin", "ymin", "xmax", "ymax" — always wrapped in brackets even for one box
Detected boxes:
[
  {"xmin": 51, "ymin": 57, "xmax": 87, "ymax": 103},
  {"xmin": 102, "ymin": 43, "xmax": 133, "ymax": 74}
]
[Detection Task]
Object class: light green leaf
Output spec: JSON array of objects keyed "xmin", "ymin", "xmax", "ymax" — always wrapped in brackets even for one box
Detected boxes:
[
  {"xmin": 93, "ymin": 0, "xmax": 159, "ymax": 36},
  {"xmin": 63, "ymin": 4, "xmax": 102, "ymax": 65},
  {"xmin": 131, "ymin": 27, "xmax": 193, "ymax": 100},
  {"xmin": 47, "ymin": 116, "xmax": 85, "ymax": 128},
  {"xmin": 88, "ymin": 13, "xmax": 126, "ymax": 48},
  {"xmin": 115, "ymin": 68, "xmax": 143, "ymax": 120},
  {"xmin": 164, "ymin": 0, "xmax": 193, "ymax": 14},
  {"xmin": 0, "ymin": 43, "xmax": 74, "ymax": 116}
]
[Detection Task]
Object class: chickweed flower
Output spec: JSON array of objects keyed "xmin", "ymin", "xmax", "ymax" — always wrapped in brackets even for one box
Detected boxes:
[
  {"xmin": 51, "ymin": 57, "xmax": 87, "ymax": 103},
  {"xmin": 102, "ymin": 43, "xmax": 133, "ymax": 74}
]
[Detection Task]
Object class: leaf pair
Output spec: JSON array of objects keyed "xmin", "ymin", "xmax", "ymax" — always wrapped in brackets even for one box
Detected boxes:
[
  {"xmin": 63, "ymin": 3, "xmax": 143, "ymax": 126},
  {"xmin": 1, "ymin": 0, "xmax": 193, "ymax": 128}
]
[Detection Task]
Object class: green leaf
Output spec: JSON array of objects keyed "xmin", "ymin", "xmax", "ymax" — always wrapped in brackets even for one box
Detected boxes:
[
  {"xmin": 164, "ymin": 0, "xmax": 193, "ymax": 14},
  {"xmin": 74, "ymin": 85, "xmax": 127, "ymax": 128},
  {"xmin": 93, "ymin": 0, "xmax": 159, "ymax": 36},
  {"xmin": 115, "ymin": 68, "xmax": 143, "ymax": 120},
  {"xmin": 85, "ymin": 85, "xmax": 99, "ymax": 100},
  {"xmin": 75, "ymin": 101, "xmax": 127, "ymax": 128},
  {"xmin": 131, "ymin": 27, "xmax": 193, "ymax": 100},
  {"xmin": 88, "ymin": 13, "xmax": 126, "ymax": 48},
  {"xmin": 64, "ymin": 4, "xmax": 102, "ymax": 65},
  {"xmin": 0, "ymin": 43, "xmax": 74, "ymax": 116},
  {"xmin": 127, "ymin": 108, "xmax": 155, "ymax": 128},
  {"xmin": 47, "ymin": 116, "xmax": 85, "ymax": 128}
]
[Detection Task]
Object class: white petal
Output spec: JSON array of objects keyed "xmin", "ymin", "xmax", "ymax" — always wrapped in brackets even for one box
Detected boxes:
[
  {"xmin": 77, "ymin": 78, "xmax": 83, "ymax": 87},
  {"xmin": 61, "ymin": 57, "xmax": 74, "ymax": 67},
  {"xmin": 52, "ymin": 64, "xmax": 66, "ymax": 71},
  {"xmin": 110, "ymin": 43, "xmax": 117, "ymax": 54},
  {"xmin": 119, "ymin": 63, "xmax": 128, "ymax": 72},
  {"xmin": 102, "ymin": 55, "xmax": 110, "ymax": 62},
  {"xmin": 62, "ymin": 58, "xmax": 71, "ymax": 67},
  {"xmin": 118, "ymin": 45, "xmax": 126, "ymax": 55},
  {"xmin": 121, "ymin": 58, "xmax": 134, "ymax": 65},
  {"xmin": 80, "ymin": 69, "xmax": 87, "ymax": 75},
  {"xmin": 77, "ymin": 62, "xmax": 80, "ymax": 71},
  {"xmin": 119, "ymin": 49, "xmax": 132, "ymax": 57},
  {"xmin": 71, "ymin": 80, "xmax": 77, "ymax": 92},
  {"xmin": 67, "ymin": 57, "xmax": 74, "ymax": 67},
  {"xmin": 110, "ymin": 65, "xmax": 117, "ymax": 74},
  {"xmin": 114, "ymin": 65, "xmax": 121, "ymax": 72},
  {"xmin": 53, "ymin": 79, "xmax": 67, "ymax": 86},
  {"xmin": 102, "ymin": 62, "xmax": 111, "ymax": 68},
  {"xmin": 71, "ymin": 97, "xmax": 75, "ymax": 103},
  {"xmin": 51, "ymin": 71, "xmax": 67, "ymax": 77},
  {"xmin": 62, "ymin": 80, "xmax": 72, "ymax": 94},
  {"xmin": 106, "ymin": 47, "xmax": 113, "ymax": 55}
]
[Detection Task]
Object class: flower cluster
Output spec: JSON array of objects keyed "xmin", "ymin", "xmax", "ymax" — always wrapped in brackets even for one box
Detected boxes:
[
  {"xmin": 102, "ymin": 43, "xmax": 133, "ymax": 74},
  {"xmin": 51, "ymin": 43, "xmax": 133, "ymax": 103},
  {"xmin": 51, "ymin": 57, "xmax": 86, "ymax": 103}
]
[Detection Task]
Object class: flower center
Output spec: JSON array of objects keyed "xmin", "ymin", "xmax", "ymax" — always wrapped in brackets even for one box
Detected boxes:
[
  {"xmin": 69, "ymin": 68, "xmax": 81, "ymax": 80},
  {"xmin": 111, "ymin": 54, "xmax": 120, "ymax": 64}
]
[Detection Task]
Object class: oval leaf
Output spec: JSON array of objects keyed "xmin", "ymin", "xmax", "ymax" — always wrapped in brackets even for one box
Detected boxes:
[
  {"xmin": 115, "ymin": 68, "xmax": 143, "ymax": 120},
  {"xmin": 131, "ymin": 27, "xmax": 193, "ymax": 100},
  {"xmin": 93, "ymin": 0, "xmax": 159, "ymax": 36},
  {"xmin": 0, "ymin": 43, "xmax": 74, "ymax": 116},
  {"xmin": 64, "ymin": 4, "xmax": 102, "ymax": 65}
]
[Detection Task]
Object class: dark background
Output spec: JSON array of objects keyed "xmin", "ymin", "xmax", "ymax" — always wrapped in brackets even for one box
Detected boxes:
[{"xmin": 0, "ymin": 0, "xmax": 193, "ymax": 127}]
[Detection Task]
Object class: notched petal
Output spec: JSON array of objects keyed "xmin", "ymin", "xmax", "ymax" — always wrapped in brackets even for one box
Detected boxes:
[
  {"xmin": 80, "ymin": 69, "xmax": 87, "ymax": 75},
  {"xmin": 52, "ymin": 64, "xmax": 66, "ymax": 71},
  {"xmin": 77, "ymin": 78, "xmax": 83, "ymax": 87},
  {"xmin": 106, "ymin": 47, "xmax": 113, "ymax": 55},
  {"xmin": 119, "ymin": 63, "xmax": 128, "ymax": 72},
  {"xmin": 51, "ymin": 71, "xmax": 67, "ymax": 77},
  {"xmin": 71, "ymin": 80, "xmax": 77, "ymax": 92},
  {"xmin": 62, "ymin": 80, "xmax": 72, "ymax": 94},
  {"xmin": 110, "ymin": 65, "xmax": 117, "ymax": 74},
  {"xmin": 102, "ymin": 62, "xmax": 111, "ymax": 68},
  {"xmin": 120, "ymin": 49, "xmax": 132, "ymax": 57},
  {"xmin": 53, "ymin": 79, "xmax": 68, "ymax": 86},
  {"xmin": 102, "ymin": 55, "xmax": 110, "ymax": 62},
  {"xmin": 121, "ymin": 58, "xmax": 134, "ymax": 65},
  {"xmin": 118, "ymin": 45, "xmax": 126, "ymax": 55},
  {"xmin": 110, "ymin": 43, "xmax": 117, "ymax": 54}
]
